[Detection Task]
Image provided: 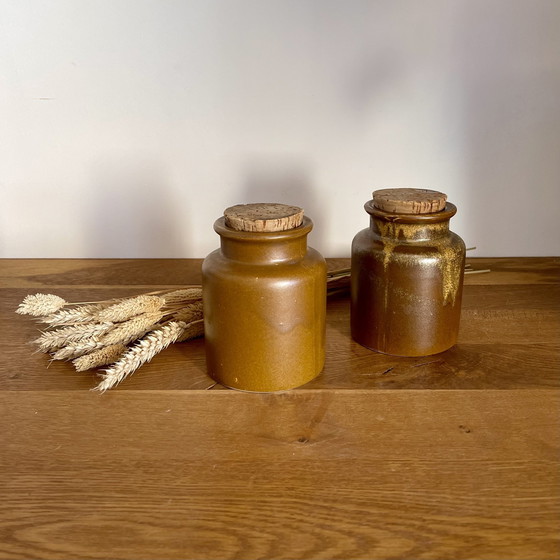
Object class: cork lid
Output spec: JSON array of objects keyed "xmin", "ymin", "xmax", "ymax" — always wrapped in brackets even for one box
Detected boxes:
[
  {"xmin": 372, "ymin": 188, "xmax": 447, "ymax": 214},
  {"xmin": 224, "ymin": 203, "xmax": 304, "ymax": 232}
]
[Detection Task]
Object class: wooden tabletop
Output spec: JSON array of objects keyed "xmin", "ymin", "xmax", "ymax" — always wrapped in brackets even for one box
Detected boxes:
[{"xmin": 1, "ymin": 258, "xmax": 559, "ymax": 560}]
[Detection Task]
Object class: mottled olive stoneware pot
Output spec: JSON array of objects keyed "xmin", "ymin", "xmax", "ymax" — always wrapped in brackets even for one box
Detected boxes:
[
  {"xmin": 202, "ymin": 203, "xmax": 326, "ymax": 392},
  {"xmin": 351, "ymin": 189, "xmax": 466, "ymax": 357}
]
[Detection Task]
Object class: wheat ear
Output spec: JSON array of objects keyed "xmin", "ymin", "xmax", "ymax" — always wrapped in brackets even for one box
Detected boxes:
[
  {"xmin": 162, "ymin": 288, "xmax": 203, "ymax": 305},
  {"xmin": 99, "ymin": 312, "xmax": 164, "ymax": 346},
  {"xmin": 171, "ymin": 301, "xmax": 203, "ymax": 323},
  {"xmin": 93, "ymin": 321, "xmax": 189, "ymax": 392},
  {"xmin": 17, "ymin": 294, "xmax": 67, "ymax": 316},
  {"xmin": 176, "ymin": 319, "xmax": 204, "ymax": 342},
  {"xmin": 41, "ymin": 304, "xmax": 108, "ymax": 326},
  {"xmin": 34, "ymin": 322, "xmax": 114, "ymax": 353},
  {"xmin": 72, "ymin": 344, "xmax": 127, "ymax": 372},
  {"xmin": 52, "ymin": 339, "xmax": 105, "ymax": 361},
  {"xmin": 96, "ymin": 295, "xmax": 164, "ymax": 323},
  {"xmin": 50, "ymin": 311, "xmax": 165, "ymax": 360}
]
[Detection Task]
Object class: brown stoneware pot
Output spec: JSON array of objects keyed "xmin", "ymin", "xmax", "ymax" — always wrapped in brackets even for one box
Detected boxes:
[
  {"xmin": 202, "ymin": 203, "xmax": 326, "ymax": 391},
  {"xmin": 351, "ymin": 188, "xmax": 466, "ymax": 357}
]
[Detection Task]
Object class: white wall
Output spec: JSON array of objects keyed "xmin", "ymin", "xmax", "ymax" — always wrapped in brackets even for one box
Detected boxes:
[{"xmin": 1, "ymin": 0, "xmax": 559, "ymax": 258}]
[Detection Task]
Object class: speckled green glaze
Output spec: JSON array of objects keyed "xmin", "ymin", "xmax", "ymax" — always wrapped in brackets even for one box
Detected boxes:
[
  {"xmin": 351, "ymin": 201, "xmax": 465, "ymax": 357},
  {"xmin": 202, "ymin": 216, "xmax": 326, "ymax": 392}
]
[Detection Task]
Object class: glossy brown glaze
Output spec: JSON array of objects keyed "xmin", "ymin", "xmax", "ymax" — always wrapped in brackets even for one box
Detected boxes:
[
  {"xmin": 351, "ymin": 200, "xmax": 466, "ymax": 356},
  {"xmin": 202, "ymin": 216, "xmax": 326, "ymax": 391}
]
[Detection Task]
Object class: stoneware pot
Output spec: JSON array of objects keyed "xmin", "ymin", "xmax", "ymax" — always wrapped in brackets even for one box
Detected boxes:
[
  {"xmin": 202, "ymin": 203, "xmax": 326, "ymax": 391},
  {"xmin": 351, "ymin": 188, "xmax": 466, "ymax": 357}
]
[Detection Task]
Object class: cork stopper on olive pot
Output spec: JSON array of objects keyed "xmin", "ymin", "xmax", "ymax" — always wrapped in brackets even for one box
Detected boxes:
[
  {"xmin": 372, "ymin": 188, "xmax": 447, "ymax": 214},
  {"xmin": 224, "ymin": 203, "xmax": 304, "ymax": 232}
]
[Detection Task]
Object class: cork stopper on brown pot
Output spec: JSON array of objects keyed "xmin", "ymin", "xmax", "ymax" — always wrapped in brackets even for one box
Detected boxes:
[
  {"xmin": 224, "ymin": 203, "xmax": 304, "ymax": 232},
  {"xmin": 372, "ymin": 188, "xmax": 447, "ymax": 214}
]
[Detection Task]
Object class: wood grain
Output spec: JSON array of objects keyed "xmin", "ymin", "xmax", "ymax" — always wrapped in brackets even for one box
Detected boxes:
[
  {"xmin": 1, "ymin": 258, "xmax": 559, "ymax": 559},
  {"xmin": 1, "ymin": 390, "xmax": 559, "ymax": 560}
]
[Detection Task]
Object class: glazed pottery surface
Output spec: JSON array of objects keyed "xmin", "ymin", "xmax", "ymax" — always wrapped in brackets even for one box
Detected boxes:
[
  {"xmin": 351, "ymin": 200, "xmax": 466, "ymax": 357},
  {"xmin": 203, "ymin": 216, "xmax": 326, "ymax": 391}
]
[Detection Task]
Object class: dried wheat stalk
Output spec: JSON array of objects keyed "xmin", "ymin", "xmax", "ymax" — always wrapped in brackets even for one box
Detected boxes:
[
  {"xmin": 93, "ymin": 320, "xmax": 201, "ymax": 392},
  {"xmin": 16, "ymin": 294, "xmax": 67, "ymax": 317},
  {"xmin": 99, "ymin": 312, "xmax": 164, "ymax": 346},
  {"xmin": 52, "ymin": 339, "xmax": 106, "ymax": 361},
  {"xmin": 41, "ymin": 304, "xmax": 108, "ymax": 326},
  {"xmin": 162, "ymin": 288, "xmax": 202, "ymax": 305},
  {"xmin": 171, "ymin": 301, "xmax": 204, "ymax": 323},
  {"xmin": 16, "ymin": 287, "xmax": 204, "ymax": 391},
  {"xmin": 73, "ymin": 344, "xmax": 128, "ymax": 372},
  {"xmin": 34, "ymin": 322, "xmax": 114, "ymax": 352},
  {"xmin": 96, "ymin": 295, "xmax": 164, "ymax": 323},
  {"xmin": 176, "ymin": 318, "xmax": 205, "ymax": 342}
]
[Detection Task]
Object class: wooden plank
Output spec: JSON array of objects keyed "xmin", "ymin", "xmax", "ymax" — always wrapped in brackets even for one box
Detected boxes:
[
  {"xmin": 0, "ymin": 259, "xmax": 203, "ymax": 289},
  {"xmin": 461, "ymin": 284, "xmax": 560, "ymax": 310},
  {"xmin": 2, "ymin": 335, "xmax": 558, "ymax": 392},
  {"xmin": 1, "ymin": 258, "xmax": 559, "ymax": 288},
  {"xmin": 1, "ymin": 258, "xmax": 558, "ymax": 559},
  {"xmin": 2, "ymin": 339, "xmax": 558, "ymax": 392},
  {"xmin": 3, "ymin": 284, "xmax": 559, "ymax": 391},
  {"xmin": 463, "ymin": 257, "xmax": 560, "ymax": 286},
  {"xmin": 1, "ymin": 390, "xmax": 558, "ymax": 560},
  {"xmin": 308, "ymin": 342, "xmax": 560, "ymax": 390}
]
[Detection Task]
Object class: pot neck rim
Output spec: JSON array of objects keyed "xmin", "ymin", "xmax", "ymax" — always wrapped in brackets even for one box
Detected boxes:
[
  {"xmin": 365, "ymin": 200, "xmax": 457, "ymax": 223},
  {"xmin": 214, "ymin": 215, "xmax": 313, "ymax": 241}
]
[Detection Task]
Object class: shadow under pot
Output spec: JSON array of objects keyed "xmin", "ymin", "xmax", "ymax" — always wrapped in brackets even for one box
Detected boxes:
[
  {"xmin": 202, "ymin": 203, "xmax": 326, "ymax": 392},
  {"xmin": 351, "ymin": 188, "xmax": 466, "ymax": 357}
]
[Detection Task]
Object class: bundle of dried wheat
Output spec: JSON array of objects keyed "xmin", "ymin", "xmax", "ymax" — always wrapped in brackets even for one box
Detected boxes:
[{"xmin": 16, "ymin": 288, "xmax": 204, "ymax": 392}]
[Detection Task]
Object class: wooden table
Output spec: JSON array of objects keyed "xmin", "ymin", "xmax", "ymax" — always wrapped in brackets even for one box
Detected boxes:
[{"xmin": 1, "ymin": 258, "xmax": 558, "ymax": 560}]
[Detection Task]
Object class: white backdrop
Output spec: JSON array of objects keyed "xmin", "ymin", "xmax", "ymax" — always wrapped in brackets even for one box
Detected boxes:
[{"xmin": 1, "ymin": 0, "xmax": 559, "ymax": 258}]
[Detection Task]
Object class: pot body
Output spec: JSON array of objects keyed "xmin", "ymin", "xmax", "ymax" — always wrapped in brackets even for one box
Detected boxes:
[
  {"xmin": 202, "ymin": 216, "xmax": 326, "ymax": 391},
  {"xmin": 351, "ymin": 202, "xmax": 465, "ymax": 357}
]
